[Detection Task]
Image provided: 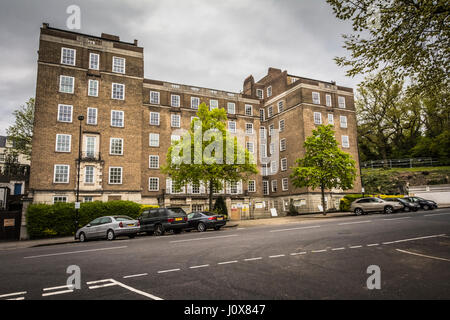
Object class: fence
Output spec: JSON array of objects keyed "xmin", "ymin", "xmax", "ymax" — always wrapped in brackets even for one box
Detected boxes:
[{"xmin": 361, "ymin": 158, "xmax": 442, "ymax": 169}]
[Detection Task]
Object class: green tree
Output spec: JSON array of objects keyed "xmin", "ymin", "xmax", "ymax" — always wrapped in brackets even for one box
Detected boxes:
[
  {"xmin": 290, "ymin": 125, "xmax": 357, "ymax": 215},
  {"xmin": 327, "ymin": 0, "xmax": 449, "ymax": 97},
  {"xmin": 6, "ymin": 98, "xmax": 34, "ymax": 159},
  {"xmin": 162, "ymin": 103, "xmax": 258, "ymax": 210}
]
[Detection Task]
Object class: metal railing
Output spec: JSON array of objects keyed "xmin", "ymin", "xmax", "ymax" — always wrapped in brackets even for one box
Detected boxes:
[{"xmin": 361, "ymin": 157, "xmax": 441, "ymax": 169}]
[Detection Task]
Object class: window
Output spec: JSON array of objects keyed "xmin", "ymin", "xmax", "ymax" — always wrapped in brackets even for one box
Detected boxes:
[
  {"xmin": 228, "ymin": 121, "xmax": 236, "ymax": 133},
  {"xmin": 191, "ymin": 97, "xmax": 200, "ymax": 109},
  {"xmin": 230, "ymin": 181, "xmax": 238, "ymax": 194},
  {"xmin": 109, "ymin": 167, "xmax": 123, "ymax": 184},
  {"xmin": 270, "ymin": 142, "xmax": 275, "ymax": 155},
  {"xmin": 149, "ymin": 133, "xmax": 159, "ymax": 147},
  {"xmin": 312, "ymin": 92, "xmax": 320, "ymax": 104},
  {"xmin": 314, "ymin": 112, "xmax": 322, "ymax": 125},
  {"xmin": 85, "ymin": 136, "xmax": 96, "ymax": 157},
  {"xmin": 328, "ymin": 113, "xmax": 334, "ymax": 125},
  {"xmin": 89, "ymin": 53, "xmax": 99, "ymax": 70},
  {"xmin": 271, "ymin": 180, "xmax": 277, "ymax": 192},
  {"xmin": 277, "ymin": 101, "xmax": 284, "ymax": 113},
  {"xmin": 326, "ymin": 94, "xmax": 332, "ymax": 107},
  {"xmin": 227, "ymin": 102, "xmax": 235, "ymax": 114},
  {"xmin": 149, "ymin": 155, "xmax": 159, "ymax": 169},
  {"xmin": 55, "ymin": 134, "xmax": 71, "ymax": 152},
  {"xmin": 171, "ymin": 94, "xmax": 180, "ymax": 107},
  {"xmin": 192, "ymin": 117, "xmax": 201, "ymax": 130},
  {"xmin": 88, "ymin": 80, "xmax": 98, "ymax": 97},
  {"xmin": 260, "ymin": 144, "xmax": 267, "ymax": 159},
  {"xmin": 171, "ymin": 114, "xmax": 181, "ymax": 128},
  {"xmin": 54, "ymin": 165, "xmax": 70, "ymax": 183},
  {"xmin": 150, "ymin": 112, "xmax": 160, "ymax": 126},
  {"xmin": 280, "ymin": 138, "xmax": 286, "ymax": 151},
  {"xmin": 267, "ymin": 86, "xmax": 272, "ymax": 97},
  {"xmin": 340, "ymin": 115, "xmax": 348, "ymax": 128},
  {"xmin": 256, "ymin": 89, "xmax": 263, "ymax": 99},
  {"xmin": 342, "ymin": 135, "xmax": 350, "ymax": 148},
  {"xmin": 84, "ymin": 196, "xmax": 93, "ymax": 202},
  {"xmin": 269, "ymin": 124, "xmax": 274, "ymax": 136},
  {"xmin": 282, "ymin": 178, "xmax": 289, "ymax": 191},
  {"xmin": 85, "ymin": 166, "xmax": 94, "ymax": 183},
  {"xmin": 149, "ymin": 177, "xmax": 159, "ymax": 191},
  {"xmin": 61, "ymin": 47, "xmax": 76, "ymax": 65},
  {"xmin": 260, "ymin": 109, "xmax": 265, "ymax": 122},
  {"xmin": 338, "ymin": 96, "xmax": 346, "ymax": 108},
  {"xmin": 112, "ymin": 56, "xmax": 125, "ymax": 74},
  {"xmin": 271, "ymin": 160, "xmax": 277, "ymax": 174},
  {"xmin": 245, "ymin": 104, "xmax": 253, "ymax": 116},
  {"xmin": 245, "ymin": 123, "xmax": 253, "ymax": 134},
  {"xmin": 59, "ymin": 76, "xmax": 74, "ymax": 93},
  {"xmin": 263, "ymin": 181, "xmax": 269, "ymax": 195},
  {"xmin": 279, "ymin": 119, "xmax": 285, "ymax": 132},
  {"xmin": 87, "ymin": 108, "xmax": 97, "ymax": 125},
  {"xmin": 268, "ymin": 106, "xmax": 273, "ymax": 118},
  {"xmin": 53, "ymin": 196, "xmax": 68, "ymax": 203},
  {"xmin": 210, "ymin": 100, "xmax": 218, "ymax": 110},
  {"xmin": 260, "ymin": 127, "xmax": 266, "ymax": 140},
  {"xmin": 191, "ymin": 183, "xmax": 200, "ymax": 194},
  {"xmin": 58, "ymin": 104, "xmax": 73, "ymax": 122},
  {"xmin": 112, "ymin": 83, "xmax": 125, "ymax": 100},
  {"xmin": 281, "ymin": 158, "xmax": 287, "ymax": 171},
  {"xmin": 110, "ymin": 138, "xmax": 123, "ymax": 155},
  {"xmin": 111, "ymin": 110, "xmax": 124, "ymax": 127},
  {"xmin": 248, "ymin": 180, "xmax": 256, "ymax": 193},
  {"xmin": 246, "ymin": 142, "xmax": 254, "ymax": 153},
  {"xmin": 150, "ymin": 91, "xmax": 160, "ymax": 104}
]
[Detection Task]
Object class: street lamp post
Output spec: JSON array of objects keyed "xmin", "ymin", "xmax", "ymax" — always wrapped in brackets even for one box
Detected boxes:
[{"xmin": 75, "ymin": 115, "xmax": 84, "ymax": 232}]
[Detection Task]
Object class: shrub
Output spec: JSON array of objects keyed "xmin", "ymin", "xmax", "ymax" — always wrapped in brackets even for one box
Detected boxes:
[{"xmin": 213, "ymin": 196, "xmax": 228, "ymax": 218}]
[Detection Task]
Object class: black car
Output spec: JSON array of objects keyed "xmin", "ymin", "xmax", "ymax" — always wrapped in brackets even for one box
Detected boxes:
[
  {"xmin": 385, "ymin": 198, "xmax": 420, "ymax": 212},
  {"xmin": 403, "ymin": 197, "xmax": 438, "ymax": 210},
  {"xmin": 186, "ymin": 211, "xmax": 226, "ymax": 232},
  {"xmin": 138, "ymin": 207, "xmax": 189, "ymax": 236}
]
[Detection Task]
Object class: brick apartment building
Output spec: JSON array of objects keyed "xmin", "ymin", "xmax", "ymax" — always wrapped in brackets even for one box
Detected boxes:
[{"xmin": 29, "ymin": 23, "xmax": 361, "ymax": 219}]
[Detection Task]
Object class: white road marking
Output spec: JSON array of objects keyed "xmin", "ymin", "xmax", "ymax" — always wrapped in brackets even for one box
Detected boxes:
[
  {"xmin": 244, "ymin": 257, "xmax": 263, "ymax": 261},
  {"xmin": 338, "ymin": 220, "xmax": 372, "ymax": 225},
  {"xmin": 0, "ymin": 291, "xmax": 27, "ymax": 299},
  {"xmin": 270, "ymin": 225, "xmax": 321, "ymax": 233},
  {"xmin": 157, "ymin": 268, "xmax": 181, "ymax": 274},
  {"xmin": 311, "ymin": 249, "xmax": 327, "ymax": 253},
  {"xmin": 87, "ymin": 279, "xmax": 163, "ymax": 300},
  {"xmin": 217, "ymin": 260, "xmax": 238, "ymax": 265},
  {"xmin": 396, "ymin": 249, "xmax": 450, "ymax": 262},
  {"xmin": 43, "ymin": 284, "xmax": 74, "ymax": 291},
  {"xmin": 382, "ymin": 234, "xmax": 446, "ymax": 245},
  {"xmin": 383, "ymin": 217, "xmax": 411, "ymax": 221},
  {"xmin": 269, "ymin": 254, "xmax": 285, "ymax": 258},
  {"xmin": 331, "ymin": 247, "xmax": 345, "ymax": 251},
  {"xmin": 170, "ymin": 234, "xmax": 238, "ymax": 243},
  {"xmin": 349, "ymin": 245, "xmax": 363, "ymax": 249},
  {"xmin": 123, "ymin": 273, "xmax": 148, "ymax": 279},
  {"xmin": 367, "ymin": 243, "xmax": 379, "ymax": 247},
  {"xmin": 24, "ymin": 246, "xmax": 128, "ymax": 259},
  {"xmin": 42, "ymin": 289, "xmax": 74, "ymax": 297},
  {"xmin": 189, "ymin": 264, "xmax": 210, "ymax": 269},
  {"xmin": 290, "ymin": 252, "xmax": 307, "ymax": 256},
  {"xmin": 7, "ymin": 297, "xmax": 25, "ymax": 300}
]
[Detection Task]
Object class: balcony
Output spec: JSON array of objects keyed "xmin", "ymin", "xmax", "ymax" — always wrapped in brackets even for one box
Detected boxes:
[{"xmin": 80, "ymin": 151, "xmax": 102, "ymax": 162}]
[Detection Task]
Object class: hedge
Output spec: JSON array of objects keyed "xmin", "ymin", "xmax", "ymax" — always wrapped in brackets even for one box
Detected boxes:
[{"xmin": 26, "ymin": 201, "xmax": 158, "ymax": 239}]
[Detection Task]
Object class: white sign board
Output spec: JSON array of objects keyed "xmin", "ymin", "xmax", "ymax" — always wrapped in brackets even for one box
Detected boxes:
[
  {"xmin": 75, "ymin": 202, "xmax": 81, "ymax": 209},
  {"xmin": 270, "ymin": 208, "xmax": 278, "ymax": 217}
]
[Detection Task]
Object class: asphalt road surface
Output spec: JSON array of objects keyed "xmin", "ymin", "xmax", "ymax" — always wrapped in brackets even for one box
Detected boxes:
[{"xmin": 1, "ymin": 208, "xmax": 449, "ymax": 300}]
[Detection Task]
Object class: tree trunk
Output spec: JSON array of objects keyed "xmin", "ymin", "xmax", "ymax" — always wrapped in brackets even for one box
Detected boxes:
[
  {"xmin": 321, "ymin": 184, "xmax": 326, "ymax": 216},
  {"xmin": 209, "ymin": 178, "xmax": 214, "ymax": 211}
]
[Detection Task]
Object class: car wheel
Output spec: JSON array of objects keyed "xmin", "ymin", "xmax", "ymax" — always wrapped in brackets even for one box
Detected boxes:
[
  {"xmin": 197, "ymin": 222, "xmax": 206, "ymax": 232},
  {"xmin": 128, "ymin": 234, "xmax": 136, "ymax": 239},
  {"xmin": 214, "ymin": 226, "xmax": 221, "ymax": 231},
  {"xmin": 354, "ymin": 208, "xmax": 364, "ymax": 216},
  {"xmin": 174, "ymin": 229, "xmax": 182, "ymax": 234},
  {"xmin": 403, "ymin": 206, "xmax": 410, "ymax": 212},
  {"xmin": 423, "ymin": 204, "xmax": 430, "ymax": 210},
  {"xmin": 107, "ymin": 229, "xmax": 115, "ymax": 241},
  {"xmin": 154, "ymin": 224, "xmax": 165, "ymax": 236},
  {"xmin": 384, "ymin": 206, "xmax": 394, "ymax": 214},
  {"xmin": 79, "ymin": 232, "xmax": 86, "ymax": 242}
]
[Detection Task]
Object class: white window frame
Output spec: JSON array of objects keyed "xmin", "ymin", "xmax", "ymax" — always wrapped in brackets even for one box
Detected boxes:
[
  {"xmin": 55, "ymin": 134, "xmax": 71, "ymax": 153},
  {"xmin": 88, "ymin": 79, "xmax": 99, "ymax": 97},
  {"xmin": 281, "ymin": 158, "xmax": 287, "ymax": 171},
  {"xmin": 171, "ymin": 94, "xmax": 180, "ymax": 107},
  {"xmin": 109, "ymin": 138, "xmax": 124, "ymax": 155},
  {"xmin": 191, "ymin": 97, "xmax": 200, "ymax": 109},
  {"xmin": 282, "ymin": 178, "xmax": 289, "ymax": 191},
  {"xmin": 86, "ymin": 108, "xmax": 97, "ymax": 125},
  {"xmin": 268, "ymin": 106, "xmax": 273, "ymax": 118},
  {"xmin": 109, "ymin": 167, "xmax": 123, "ymax": 184},
  {"xmin": 342, "ymin": 135, "xmax": 350, "ymax": 148},
  {"xmin": 312, "ymin": 92, "xmax": 320, "ymax": 105},
  {"xmin": 84, "ymin": 166, "xmax": 95, "ymax": 184},
  {"xmin": 150, "ymin": 112, "xmax": 160, "ymax": 126},
  {"xmin": 148, "ymin": 177, "xmax": 159, "ymax": 191},
  {"xmin": 279, "ymin": 119, "xmax": 285, "ymax": 132},
  {"xmin": 171, "ymin": 114, "xmax": 181, "ymax": 128},
  {"xmin": 263, "ymin": 181, "xmax": 269, "ymax": 195},
  {"xmin": 210, "ymin": 99, "xmax": 218, "ymax": 110},
  {"xmin": 53, "ymin": 164, "xmax": 70, "ymax": 184},
  {"xmin": 227, "ymin": 102, "xmax": 235, "ymax": 114},
  {"xmin": 89, "ymin": 53, "xmax": 99, "ymax": 70},
  {"xmin": 111, "ymin": 110, "xmax": 124, "ymax": 127},
  {"xmin": 338, "ymin": 96, "xmax": 346, "ymax": 108},
  {"xmin": 256, "ymin": 89, "xmax": 263, "ymax": 99},
  {"xmin": 328, "ymin": 113, "xmax": 334, "ymax": 125},
  {"xmin": 260, "ymin": 109, "xmax": 265, "ymax": 122},
  {"xmin": 59, "ymin": 76, "xmax": 74, "ymax": 94},
  {"xmin": 340, "ymin": 115, "xmax": 348, "ymax": 128},
  {"xmin": 53, "ymin": 196, "xmax": 68, "ymax": 203},
  {"xmin": 248, "ymin": 180, "xmax": 256, "ymax": 193},
  {"xmin": 112, "ymin": 83, "xmax": 125, "ymax": 100},
  {"xmin": 149, "ymin": 133, "xmax": 160, "ymax": 147},
  {"xmin": 150, "ymin": 91, "xmax": 160, "ymax": 104},
  {"xmin": 61, "ymin": 47, "xmax": 76, "ymax": 66},
  {"xmin": 112, "ymin": 56, "xmax": 126, "ymax": 74},
  {"xmin": 267, "ymin": 86, "xmax": 272, "ymax": 97},
  {"xmin": 245, "ymin": 104, "xmax": 253, "ymax": 116},
  {"xmin": 57, "ymin": 104, "xmax": 73, "ymax": 123},
  {"xmin": 277, "ymin": 101, "xmax": 284, "ymax": 113},
  {"xmin": 280, "ymin": 138, "xmax": 287, "ymax": 152},
  {"xmin": 326, "ymin": 94, "xmax": 332, "ymax": 107},
  {"xmin": 314, "ymin": 112, "xmax": 322, "ymax": 125},
  {"xmin": 271, "ymin": 180, "xmax": 278, "ymax": 192},
  {"xmin": 245, "ymin": 123, "xmax": 254, "ymax": 135},
  {"xmin": 149, "ymin": 155, "xmax": 159, "ymax": 169},
  {"xmin": 228, "ymin": 121, "xmax": 236, "ymax": 133}
]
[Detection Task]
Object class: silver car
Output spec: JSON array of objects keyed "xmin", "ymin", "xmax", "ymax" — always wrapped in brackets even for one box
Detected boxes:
[
  {"xmin": 350, "ymin": 197, "xmax": 404, "ymax": 215},
  {"xmin": 75, "ymin": 216, "xmax": 140, "ymax": 242}
]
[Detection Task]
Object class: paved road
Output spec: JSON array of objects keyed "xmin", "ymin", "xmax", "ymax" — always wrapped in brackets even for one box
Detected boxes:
[{"xmin": 1, "ymin": 208, "xmax": 449, "ymax": 300}]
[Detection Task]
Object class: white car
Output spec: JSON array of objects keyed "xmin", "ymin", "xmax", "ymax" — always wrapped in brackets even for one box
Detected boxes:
[
  {"xmin": 350, "ymin": 197, "xmax": 404, "ymax": 216},
  {"xmin": 75, "ymin": 216, "xmax": 140, "ymax": 242}
]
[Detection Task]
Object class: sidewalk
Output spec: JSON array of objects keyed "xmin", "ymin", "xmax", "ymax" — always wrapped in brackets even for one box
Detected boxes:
[{"xmin": 0, "ymin": 211, "xmax": 353, "ymax": 250}]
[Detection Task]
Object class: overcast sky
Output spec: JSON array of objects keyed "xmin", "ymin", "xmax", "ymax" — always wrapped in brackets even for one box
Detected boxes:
[{"xmin": 0, "ymin": 0, "xmax": 364, "ymax": 136}]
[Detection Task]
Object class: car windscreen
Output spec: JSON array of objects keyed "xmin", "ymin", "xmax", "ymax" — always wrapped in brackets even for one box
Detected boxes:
[
  {"xmin": 168, "ymin": 208, "xmax": 187, "ymax": 216},
  {"xmin": 114, "ymin": 216, "xmax": 134, "ymax": 221},
  {"xmin": 202, "ymin": 212, "xmax": 216, "ymax": 216}
]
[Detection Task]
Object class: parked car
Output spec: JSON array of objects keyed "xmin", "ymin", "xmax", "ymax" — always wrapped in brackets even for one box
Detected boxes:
[
  {"xmin": 350, "ymin": 197, "xmax": 404, "ymax": 215},
  {"xmin": 186, "ymin": 211, "xmax": 226, "ymax": 232},
  {"xmin": 385, "ymin": 197, "xmax": 420, "ymax": 212},
  {"xmin": 75, "ymin": 216, "xmax": 140, "ymax": 242},
  {"xmin": 403, "ymin": 197, "xmax": 438, "ymax": 210},
  {"xmin": 138, "ymin": 207, "xmax": 188, "ymax": 236}
]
